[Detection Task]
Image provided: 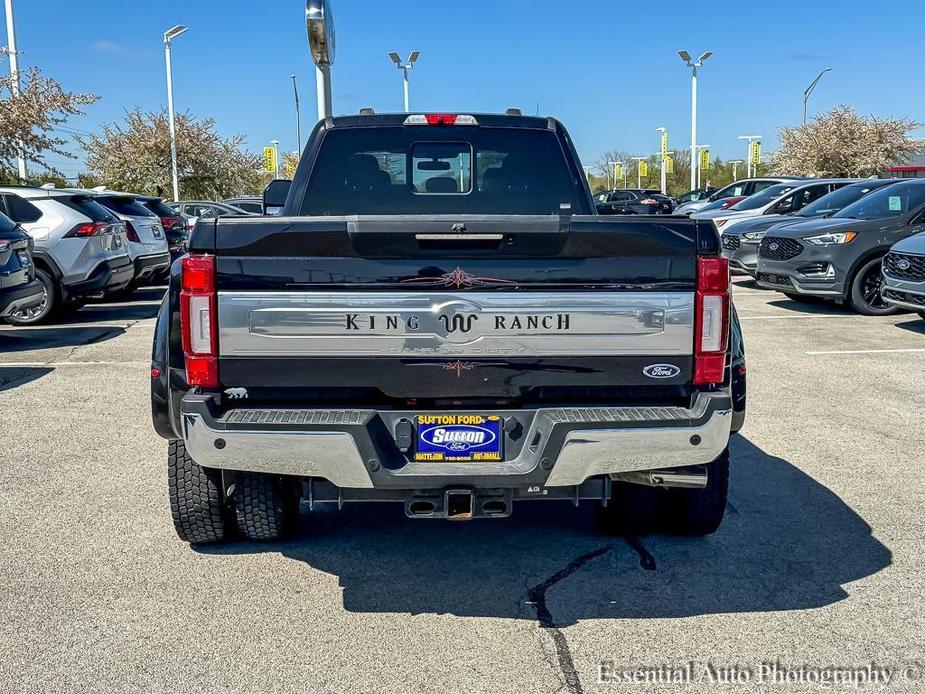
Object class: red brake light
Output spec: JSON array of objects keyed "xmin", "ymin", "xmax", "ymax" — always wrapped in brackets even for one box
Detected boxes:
[
  {"xmin": 693, "ymin": 257, "xmax": 730, "ymax": 386},
  {"xmin": 425, "ymin": 114, "xmax": 457, "ymax": 125},
  {"xmin": 640, "ymin": 198, "xmax": 659, "ymax": 205},
  {"xmin": 180, "ymin": 254, "xmax": 219, "ymax": 388},
  {"xmin": 124, "ymin": 220, "xmax": 140, "ymax": 242},
  {"xmin": 69, "ymin": 222, "xmax": 108, "ymax": 237},
  {"xmin": 161, "ymin": 216, "xmax": 181, "ymax": 230}
]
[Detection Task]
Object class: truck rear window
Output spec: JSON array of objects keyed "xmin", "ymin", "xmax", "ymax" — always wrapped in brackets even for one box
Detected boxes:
[{"xmin": 301, "ymin": 126, "xmax": 584, "ymax": 216}]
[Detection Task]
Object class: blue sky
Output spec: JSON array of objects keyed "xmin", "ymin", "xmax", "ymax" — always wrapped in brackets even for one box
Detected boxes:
[{"xmin": 3, "ymin": 0, "xmax": 924, "ymax": 178}]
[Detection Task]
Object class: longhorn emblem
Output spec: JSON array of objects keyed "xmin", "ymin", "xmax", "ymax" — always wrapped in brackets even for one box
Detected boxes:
[{"xmin": 438, "ymin": 313, "xmax": 478, "ymax": 334}]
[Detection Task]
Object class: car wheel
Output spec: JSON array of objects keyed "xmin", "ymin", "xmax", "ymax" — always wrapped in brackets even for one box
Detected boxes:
[
  {"xmin": 234, "ymin": 472, "xmax": 298, "ymax": 541},
  {"xmin": 167, "ymin": 439, "xmax": 227, "ymax": 544},
  {"xmin": 663, "ymin": 448, "xmax": 729, "ymax": 536},
  {"xmin": 4, "ymin": 268, "xmax": 57, "ymax": 325},
  {"xmin": 848, "ymin": 257, "xmax": 900, "ymax": 316},
  {"xmin": 597, "ymin": 480, "xmax": 663, "ymax": 537}
]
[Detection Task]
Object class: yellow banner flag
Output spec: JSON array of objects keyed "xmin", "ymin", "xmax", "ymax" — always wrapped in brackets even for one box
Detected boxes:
[
  {"xmin": 665, "ymin": 156, "xmax": 674, "ymax": 174},
  {"xmin": 700, "ymin": 149, "xmax": 711, "ymax": 171},
  {"xmin": 263, "ymin": 146, "xmax": 278, "ymax": 173},
  {"xmin": 639, "ymin": 160, "xmax": 648, "ymax": 178},
  {"xmin": 751, "ymin": 141, "xmax": 762, "ymax": 165}
]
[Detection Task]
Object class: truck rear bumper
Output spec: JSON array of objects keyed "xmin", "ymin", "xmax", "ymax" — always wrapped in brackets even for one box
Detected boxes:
[{"xmin": 180, "ymin": 391, "xmax": 731, "ymax": 490}]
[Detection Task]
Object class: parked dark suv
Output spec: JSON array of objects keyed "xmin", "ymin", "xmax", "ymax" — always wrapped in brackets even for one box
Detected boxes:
[
  {"xmin": 0, "ymin": 210, "xmax": 44, "ymax": 321},
  {"xmin": 756, "ymin": 179, "xmax": 925, "ymax": 314},
  {"xmin": 595, "ymin": 189, "xmax": 674, "ymax": 214}
]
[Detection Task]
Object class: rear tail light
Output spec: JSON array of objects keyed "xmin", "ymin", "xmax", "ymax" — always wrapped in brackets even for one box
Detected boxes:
[
  {"xmin": 403, "ymin": 114, "xmax": 478, "ymax": 126},
  {"xmin": 124, "ymin": 220, "xmax": 140, "ymax": 242},
  {"xmin": 180, "ymin": 254, "xmax": 219, "ymax": 388},
  {"xmin": 640, "ymin": 198, "xmax": 659, "ymax": 205},
  {"xmin": 161, "ymin": 216, "xmax": 181, "ymax": 230},
  {"xmin": 65, "ymin": 222, "xmax": 109, "ymax": 238},
  {"xmin": 693, "ymin": 256, "xmax": 730, "ymax": 386}
]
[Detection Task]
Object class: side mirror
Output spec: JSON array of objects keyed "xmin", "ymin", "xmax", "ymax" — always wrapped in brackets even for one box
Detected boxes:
[{"xmin": 263, "ymin": 179, "xmax": 292, "ymax": 215}]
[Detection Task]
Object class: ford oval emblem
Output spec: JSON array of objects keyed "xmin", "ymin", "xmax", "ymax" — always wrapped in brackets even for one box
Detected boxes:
[
  {"xmin": 896, "ymin": 258, "xmax": 912, "ymax": 271},
  {"xmin": 643, "ymin": 364, "xmax": 681, "ymax": 379}
]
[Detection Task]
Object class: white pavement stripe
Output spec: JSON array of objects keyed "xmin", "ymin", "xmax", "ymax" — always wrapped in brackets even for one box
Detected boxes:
[
  {"xmin": 805, "ymin": 348, "xmax": 925, "ymax": 356},
  {"xmin": 0, "ymin": 361, "xmax": 149, "ymax": 367},
  {"xmin": 739, "ymin": 314, "xmax": 861, "ymax": 320}
]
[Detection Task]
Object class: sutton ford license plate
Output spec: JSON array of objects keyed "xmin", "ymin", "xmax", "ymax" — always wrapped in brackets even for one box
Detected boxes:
[{"xmin": 414, "ymin": 414, "xmax": 503, "ymax": 462}]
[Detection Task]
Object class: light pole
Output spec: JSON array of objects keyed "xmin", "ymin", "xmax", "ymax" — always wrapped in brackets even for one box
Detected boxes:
[
  {"xmin": 290, "ymin": 74, "xmax": 302, "ymax": 154},
  {"xmin": 656, "ymin": 127, "xmax": 668, "ymax": 194},
  {"xmin": 631, "ymin": 157, "xmax": 646, "ymax": 189},
  {"xmin": 306, "ymin": 0, "xmax": 335, "ymax": 121},
  {"xmin": 803, "ymin": 67, "xmax": 831, "ymax": 124},
  {"xmin": 388, "ymin": 51, "xmax": 420, "ymax": 112},
  {"xmin": 728, "ymin": 159, "xmax": 744, "ymax": 181},
  {"xmin": 163, "ymin": 24, "xmax": 188, "ymax": 203},
  {"xmin": 4, "ymin": 0, "xmax": 26, "ymax": 182},
  {"xmin": 678, "ymin": 50, "xmax": 713, "ymax": 192},
  {"xmin": 737, "ymin": 135, "xmax": 762, "ymax": 177},
  {"xmin": 608, "ymin": 161, "xmax": 620, "ymax": 190}
]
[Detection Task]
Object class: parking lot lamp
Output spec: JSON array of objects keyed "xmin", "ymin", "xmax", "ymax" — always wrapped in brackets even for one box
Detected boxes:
[
  {"xmin": 388, "ymin": 51, "xmax": 420, "ymax": 112},
  {"xmin": 608, "ymin": 161, "xmax": 619, "ymax": 190},
  {"xmin": 737, "ymin": 135, "xmax": 762, "ymax": 177},
  {"xmin": 803, "ymin": 67, "xmax": 832, "ymax": 124},
  {"xmin": 631, "ymin": 156, "xmax": 646, "ymax": 189},
  {"xmin": 728, "ymin": 159, "xmax": 744, "ymax": 181},
  {"xmin": 291, "ymin": 75, "xmax": 302, "ymax": 154},
  {"xmin": 4, "ymin": 0, "xmax": 26, "ymax": 182},
  {"xmin": 656, "ymin": 127, "xmax": 668, "ymax": 194},
  {"xmin": 678, "ymin": 50, "xmax": 713, "ymax": 192},
  {"xmin": 163, "ymin": 24, "xmax": 188, "ymax": 202}
]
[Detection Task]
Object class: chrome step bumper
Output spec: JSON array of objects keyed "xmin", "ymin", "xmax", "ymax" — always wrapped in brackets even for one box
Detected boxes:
[{"xmin": 180, "ymin": 391, "xmax": 732, "ymax": 490}]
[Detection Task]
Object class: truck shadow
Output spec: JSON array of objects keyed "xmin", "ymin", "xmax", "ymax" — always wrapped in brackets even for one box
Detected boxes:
[{"xmin": 197, "ymin": 436, "xmax": 891, "ymax": 623}]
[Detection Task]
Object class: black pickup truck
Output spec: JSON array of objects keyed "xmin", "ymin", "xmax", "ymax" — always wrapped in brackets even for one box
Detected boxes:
[{"xmin": 152, "ymin": 112, "xmax": 745, "ymax": 544}]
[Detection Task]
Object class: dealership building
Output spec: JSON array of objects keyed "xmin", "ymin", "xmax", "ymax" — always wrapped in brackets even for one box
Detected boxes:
[{"xmin": 888, "ymin": 155, "xmax": 925, "ymax": 179}]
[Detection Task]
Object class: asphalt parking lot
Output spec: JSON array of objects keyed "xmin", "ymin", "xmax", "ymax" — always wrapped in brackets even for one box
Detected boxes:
[{"xmin": 1, "ymin": 278, "xmax": 924, "ymax": 694}]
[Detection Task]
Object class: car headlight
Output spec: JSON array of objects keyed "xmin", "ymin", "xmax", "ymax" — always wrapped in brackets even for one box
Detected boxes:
[
  {"xmin": 742, "ymin": 231, "xmax": 766, "ymax": 241},
  {"xmin": 804, "ymin": 231, "xmax": 858, "ymax": 246}
]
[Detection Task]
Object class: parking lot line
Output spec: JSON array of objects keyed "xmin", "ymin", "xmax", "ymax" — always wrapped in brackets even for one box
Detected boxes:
[
  {"xmin": 805, "ymin": 348, "xmax": 925, "ymax": 355},
  {"xmin": 0, "ymin": 361, "xmax": 148, "ymax": 367},
  {"xmin": 739, "ymin": 314, "xmax": 861, "ymax": 320}
]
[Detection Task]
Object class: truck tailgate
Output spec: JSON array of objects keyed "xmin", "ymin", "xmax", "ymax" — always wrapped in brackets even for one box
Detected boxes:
[{"xmin": 193, "ymin": 214, "xmax": 709, "ymax": 407}]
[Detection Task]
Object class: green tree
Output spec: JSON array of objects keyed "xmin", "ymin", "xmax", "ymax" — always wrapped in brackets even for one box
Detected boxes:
[
  {"xmin": 773, "ymin": 105, "xmax": 922, "ymax": 177},
  {"xmin": 0, "ymin": 47, "xmax": 99, "ymax": 181},
  {"xmin": 78, "ymin": 108, "xmax": 263, "ymax": 199}
]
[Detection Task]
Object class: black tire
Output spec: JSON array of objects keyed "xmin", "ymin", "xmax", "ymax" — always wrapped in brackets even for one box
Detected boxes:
[
  {"xmin": 598, "ymin": 481, "xmax": 663, "ymax": 537},
  {"xmin": 234, "ymin": 472, "xmax": 298, "ymax": 542},
  {"xmin": 664, "ymin": 448, "xmax": 730, "ymax": 536},
  {"xmin": 167, "ymin": 439, "xmax": 227, "ymax": 544},
  {"xmin": 848, "ymin": 257, "xmax": 899, "ymax": 316},
  {"xmin": 4, "ymin": 268, "xmax": 57, "ymax": 325}
]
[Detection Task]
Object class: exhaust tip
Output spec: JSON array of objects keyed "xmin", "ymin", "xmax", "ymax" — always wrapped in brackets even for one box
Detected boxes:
[
  {"xmin": 481, "ymin": 500, "xmax": 508, "ymax": 516},
  {"xmin": 408, "ymin": 500, "xmax": 436, "ymax": 516}
]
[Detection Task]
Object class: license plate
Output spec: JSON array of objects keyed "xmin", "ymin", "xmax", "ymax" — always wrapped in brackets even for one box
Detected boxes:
[{"xmin": 414, "ymin": 414, "xmax": 503, "ymax": 462}]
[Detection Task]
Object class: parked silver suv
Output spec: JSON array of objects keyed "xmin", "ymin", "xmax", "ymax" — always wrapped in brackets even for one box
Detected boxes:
[
  {"xmin": 0, "ymin": 186, "xmax": 134, "ymax": 324},
  {"xmin": 882, "ymin": 231, "xmax": 925, "ymax": 320},
  {"xmin": 91, "ymin": 191, "xmax": 171, "ymax": 288}
]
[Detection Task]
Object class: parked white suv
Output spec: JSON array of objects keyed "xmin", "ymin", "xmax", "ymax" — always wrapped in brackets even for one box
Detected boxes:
[
  {"xmin": 91, "ymin": 191, "xmax": 171, "ymax": 288},
  {"xmin": 0, "ymin": 186, "xmax": 134, "ymax": 324}
]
